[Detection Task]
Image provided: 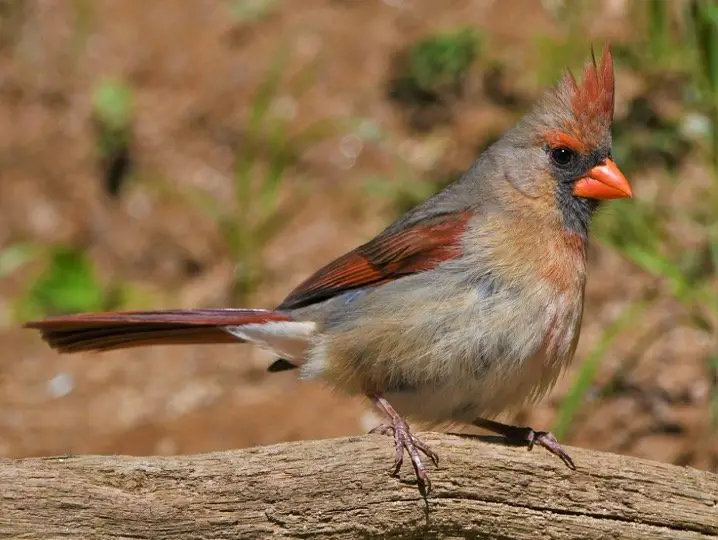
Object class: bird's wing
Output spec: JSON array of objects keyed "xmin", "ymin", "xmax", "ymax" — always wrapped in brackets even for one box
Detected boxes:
[{"xmin": 278, "ymin": 210, "xmax": 472, "ymax": 310}]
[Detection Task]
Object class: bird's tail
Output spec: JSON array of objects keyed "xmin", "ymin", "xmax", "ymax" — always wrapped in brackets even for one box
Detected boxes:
[{"xmin": 23, "ymin": 309, "xmax": 314, "ymax": 361}]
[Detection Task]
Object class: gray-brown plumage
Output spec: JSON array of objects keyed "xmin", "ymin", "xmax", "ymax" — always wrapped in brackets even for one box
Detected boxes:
[{"xmin": 25, "ymin": 46, "xmax": 631, "ymax": 496}]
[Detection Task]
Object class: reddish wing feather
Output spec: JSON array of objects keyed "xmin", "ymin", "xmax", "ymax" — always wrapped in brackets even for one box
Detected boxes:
[{"xmin": 278, "ymin": 211, "xmax": 471, "ymax": 310}]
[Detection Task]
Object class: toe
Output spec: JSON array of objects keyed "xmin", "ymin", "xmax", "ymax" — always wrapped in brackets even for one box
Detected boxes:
[
  {"xmin": 534, "ymin": 432, "xmax": 576, "ymax": 470},
  {"xmin": 417, "ymin": 473, "xmax": 431, "ymax": 497},
  {"xmin": 409, "ymin": 435, "xmax": 440, "ymax": 467},
  {"xmin": 370, "ymin": 424, "xmax": 394, "ymax": 436}
]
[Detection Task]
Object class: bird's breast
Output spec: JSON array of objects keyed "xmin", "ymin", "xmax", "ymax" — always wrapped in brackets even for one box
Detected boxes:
[
  {"xmin": 385, "ymin": 283, "xmax": 584, "ymax": 424},
  {"xmin": 304, "ymin": 265, "xmax": 585, "ymax": 423}
]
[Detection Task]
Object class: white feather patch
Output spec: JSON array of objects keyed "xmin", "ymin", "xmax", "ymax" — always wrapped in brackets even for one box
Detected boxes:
[{"xmin": 224, "ymin": 321, "xmax": 316, "ymax": 363}]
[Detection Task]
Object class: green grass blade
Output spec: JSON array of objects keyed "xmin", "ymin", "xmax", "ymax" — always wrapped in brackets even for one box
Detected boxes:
[
  {"xmin": 248, "ymin": 45, "xmax": 289, "ymax": 133},
  {"xmin": 554, "ymin": 297, "xmax": 651, "ymax": 439},
  {"xmin": 17, "ymin": 247, "xmax": 106, "ymax": 318}
]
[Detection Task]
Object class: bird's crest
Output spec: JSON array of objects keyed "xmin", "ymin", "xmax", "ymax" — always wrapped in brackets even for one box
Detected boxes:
[
  {"xmin": 540, "ymin": 45, "xmax": 615, "ymax": 151},
  {"xmin": 563, "ymin": 46, "xmax": 614, "ymax": 127}
]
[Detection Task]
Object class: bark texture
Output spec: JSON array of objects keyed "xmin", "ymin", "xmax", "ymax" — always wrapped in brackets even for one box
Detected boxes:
[{"xmin": 1, "ymin": 433, "xmax": 716, "ymax": 539}]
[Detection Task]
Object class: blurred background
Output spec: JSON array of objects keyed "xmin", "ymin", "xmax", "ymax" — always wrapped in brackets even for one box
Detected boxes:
[{"xmin": 0, "ymin": 0, "xmax": 716, "ymax": 472}]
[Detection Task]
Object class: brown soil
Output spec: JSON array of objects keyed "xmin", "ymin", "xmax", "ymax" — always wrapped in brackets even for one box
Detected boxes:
[{"xmin": 0, "ymin": 0, "xmax": 714, "ymax": 474}]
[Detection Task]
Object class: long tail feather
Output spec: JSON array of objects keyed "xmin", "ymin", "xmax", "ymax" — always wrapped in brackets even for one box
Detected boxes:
[{"xmin": 23, "ymin": 309, "xmax": 292, "ymax": 353}]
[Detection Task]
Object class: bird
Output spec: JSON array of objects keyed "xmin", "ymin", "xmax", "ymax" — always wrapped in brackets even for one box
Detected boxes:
[{"xmin": 25, "ymin": 46, "xmax": 631, "ymax": 496}]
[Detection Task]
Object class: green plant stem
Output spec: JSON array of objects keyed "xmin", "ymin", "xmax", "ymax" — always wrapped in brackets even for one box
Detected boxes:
[{"xmin": 554, "ymin": 297, "xmax": 652, "ymax": 439}]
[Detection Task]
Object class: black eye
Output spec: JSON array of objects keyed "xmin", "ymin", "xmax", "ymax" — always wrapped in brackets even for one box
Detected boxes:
[{"xmin": 550, "ymin": 147, "xmax": 576, "ymax": 167}]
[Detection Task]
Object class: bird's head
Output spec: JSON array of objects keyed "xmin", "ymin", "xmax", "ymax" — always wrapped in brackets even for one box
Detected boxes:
[{"xmin": 497, "ymin": 46, "xmax": 631, "ymax": 237}]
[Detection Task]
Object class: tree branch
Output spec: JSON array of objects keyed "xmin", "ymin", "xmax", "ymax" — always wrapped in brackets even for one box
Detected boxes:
[{"xmin": 1, "ymin": 433, "xmax": 716, "ymax": 539}]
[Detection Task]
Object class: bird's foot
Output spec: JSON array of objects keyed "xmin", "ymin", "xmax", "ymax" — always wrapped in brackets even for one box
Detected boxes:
[
  {"xmin": 473, "ymin": 417, "xmax": 576, "ymax": 470},
  {"xmin": 523, "ymin": 429, "xmax": 575, "ymax": 469},
  {"xmin": 369, "ymin": 396, "xmax": 439, "ymax": 496},
  {"xmin": 370, "ymin": 418, "xmax": 439, "ymax": 495}
]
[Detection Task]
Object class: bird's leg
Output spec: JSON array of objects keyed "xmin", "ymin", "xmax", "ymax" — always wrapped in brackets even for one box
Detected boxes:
[
  {"xmin": 473, "ymin": 417, "xmax": 576, "ymax": 469},
  {"xmin": 368, "ymin": 394, "xmax": 439, "ymax": 495}
]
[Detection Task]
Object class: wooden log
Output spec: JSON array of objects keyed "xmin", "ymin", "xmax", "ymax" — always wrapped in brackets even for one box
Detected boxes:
[{"xmin": 1, "ymin": 433, "xmax": 716, "ymax": 539}]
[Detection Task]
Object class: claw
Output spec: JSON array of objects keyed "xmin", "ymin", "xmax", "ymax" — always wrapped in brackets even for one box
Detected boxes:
[{"xmin": 530, "ymin": 431, "xmax": 576, "ymax": 470}]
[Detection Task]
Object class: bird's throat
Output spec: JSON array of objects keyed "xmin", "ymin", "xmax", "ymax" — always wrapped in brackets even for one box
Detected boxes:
[{"xmin": 556, "ymin": 183, "xmax": 599, "ymax": 238}]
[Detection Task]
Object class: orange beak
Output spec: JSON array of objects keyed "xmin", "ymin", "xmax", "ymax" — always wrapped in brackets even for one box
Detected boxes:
[{"xmin": 572, "ymin": 159, "xmax": 632, "ymax": 200}]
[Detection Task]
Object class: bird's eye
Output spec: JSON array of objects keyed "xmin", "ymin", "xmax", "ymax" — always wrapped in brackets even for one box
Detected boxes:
[{"xmin": 550, "ymin": 147, "xmax": 576, "ymax": 167}]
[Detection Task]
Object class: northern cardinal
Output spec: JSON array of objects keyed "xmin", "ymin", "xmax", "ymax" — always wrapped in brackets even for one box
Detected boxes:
[{"xmin": 25, "ymin": 46, "xmax": 631, "ymax": 495}]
